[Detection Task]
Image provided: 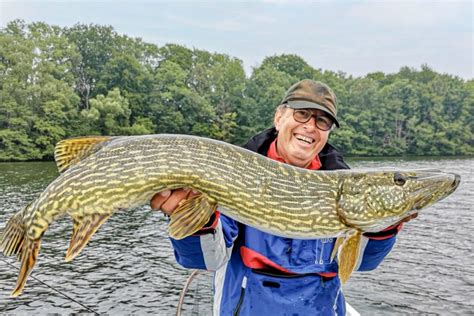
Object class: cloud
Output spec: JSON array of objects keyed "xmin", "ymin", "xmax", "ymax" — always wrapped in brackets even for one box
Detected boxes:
[
  {"xmin": 165, "ymin": 13, "xmax": 243, "ymax": 32},
  {"xmin": 0, "ymin": 1, "xmax": 36, "ymax": 24},
  {"xmin": 259, "ymin": 0, "xmax": 329, "ymax": 4},
  {"xmin": 345, "ymin": 1, "xmax": 470, "ymax": 28},
  {"xmin": 0, "ymin": 0, "xmax": 471, "ymax": 79}
]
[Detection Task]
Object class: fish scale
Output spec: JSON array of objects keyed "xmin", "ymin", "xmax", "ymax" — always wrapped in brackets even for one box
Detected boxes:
[{"xmin": 0, "ymin": 134, "xmax": 460, "ymax": 296}]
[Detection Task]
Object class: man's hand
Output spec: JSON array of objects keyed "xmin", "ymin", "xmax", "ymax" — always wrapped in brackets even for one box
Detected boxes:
[{"xmin": 150, "ymin": 188, "xmax": 201, "ymax": 216}]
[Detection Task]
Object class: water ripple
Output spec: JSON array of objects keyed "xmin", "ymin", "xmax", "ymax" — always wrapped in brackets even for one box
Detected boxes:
[{"xmin": 0, "ymin": 158, "xmax": 473, "ymax": 314}]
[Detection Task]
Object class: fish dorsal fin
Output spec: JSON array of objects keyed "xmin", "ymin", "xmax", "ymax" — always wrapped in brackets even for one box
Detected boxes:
[{"xmin": 54, "ymin": 136, "xmax": 113, "ymax": 173}]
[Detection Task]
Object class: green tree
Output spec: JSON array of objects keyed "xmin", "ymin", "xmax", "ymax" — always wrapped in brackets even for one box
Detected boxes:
[
  {"xmin": 187, "ymin": 50, "xmax": 246, "ymax": 141},
  {"xmin": 1, "ymin": 21, "xmax": 473, "ymax": 160},
  {"xmin": 149, "ymin": 60, "xmax": 215, "ymax": 135},
  {"xmin": 0, "ymin": 20, "xmax": 80, "ymax": 160},
  {"xmin": 259, "ymin": 54, "xmax": 315, "ymax": 79},
  {"xmin": 81, "ymin": 88, "xmax": 131, "ymax": 135},
  {"xmin": 96, "ymin": 53, "xmax": 153, "ymax": 120},
  {"xmin": 239, "ymin": 64, "xmax": 295, "ymax": 144}
]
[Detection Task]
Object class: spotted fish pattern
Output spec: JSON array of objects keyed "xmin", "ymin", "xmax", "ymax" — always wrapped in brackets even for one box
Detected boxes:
[{"xmin": 0, "ymin": 134, "xmax": 460, "ymax": 296}]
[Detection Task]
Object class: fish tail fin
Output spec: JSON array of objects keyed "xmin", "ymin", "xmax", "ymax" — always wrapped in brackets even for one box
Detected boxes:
[
  {"xmin": 65, "ymin": 213, "xmax": 112, "ymax": 262},
  {"xmin": 0, "ymin": 210, "xmax": 26, "ymax": 257},
  {"xmin": 1, "ymin": 205, "xmax": 43, "ymax": 297},
  {"xmin": 169, "ymin": 194, "xmax": 216, "ymax": 240},
  {"xmin": 337, "ymin": 231, "xmax": 362, "ymax": 284},
  {"xmin": 11, "ymin": 239, "xmax": 41, "ymax": 297}
]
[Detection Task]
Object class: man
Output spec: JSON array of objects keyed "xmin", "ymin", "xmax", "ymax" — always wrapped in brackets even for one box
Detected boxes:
[{"xmin": 151, "ymin": 80, "xmax": 415, "ymax": 315}]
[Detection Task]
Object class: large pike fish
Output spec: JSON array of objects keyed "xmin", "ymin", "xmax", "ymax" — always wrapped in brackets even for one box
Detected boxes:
[{"xmin": 0, "ymin": 134, "xmax": 460, "ymax": 296}]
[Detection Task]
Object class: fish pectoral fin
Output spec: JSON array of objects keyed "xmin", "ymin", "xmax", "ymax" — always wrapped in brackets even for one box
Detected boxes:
[
  {"xmin": 337, "ymin": 231, "xmax": 362, "ymax": 284},
  {"xmin": 11, "ymin": 239, "xmax": 41, "ymax": 297},
  {"xmin": 168, "ymin": 194, "xmax": 216, "ymax": 240},
  {"xmin": 65, "ymin": 213, "xmax": 112, "ymax": 262},
  {"xmin": 330, "ymin": 236, "xmax": 345, "ymax": 263},
  {"xmin": 54, "ymin": 136, "xmax": 113, "ymax": 173}
]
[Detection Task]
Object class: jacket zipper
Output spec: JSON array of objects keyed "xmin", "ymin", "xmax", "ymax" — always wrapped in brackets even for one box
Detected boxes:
[
  {"xmin": 233, "ymin": 276, "xmax": 247, "ymax": 316},
  {"xmin": 318, "ymin": 238, "xmax": 333, "ymax": 264}
]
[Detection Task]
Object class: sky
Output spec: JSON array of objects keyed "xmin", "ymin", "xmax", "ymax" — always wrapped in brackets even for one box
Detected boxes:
[{"xmin": 0, "ymin": 0, "xmax": 472, "ymax": 79}]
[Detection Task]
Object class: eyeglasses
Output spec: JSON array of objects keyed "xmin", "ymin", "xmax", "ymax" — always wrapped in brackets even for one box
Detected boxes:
[{"xmin": 292, "ymin": 109, "xmax": 334, "ymax": 131}]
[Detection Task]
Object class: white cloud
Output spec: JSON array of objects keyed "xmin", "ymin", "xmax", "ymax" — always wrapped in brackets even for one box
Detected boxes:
[
  {"xmin": 164, "ymin": 13, "xmax": 243, "ymax": 32},
  {"xmin": 345, "ymin": 1, "xmax": 470, "ymax": 28},
  {"xmin": 0, "ymin": 1, "xmax": 35, "ymax": 24},
  {"xmin": 0, "ymin": 0, "xmax": 471, "ymax": 79}
]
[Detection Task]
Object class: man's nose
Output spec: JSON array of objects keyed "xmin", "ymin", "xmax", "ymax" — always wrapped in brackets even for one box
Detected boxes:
[{"xmin": 303, "ymin": 116, "xmax": 318, "ymax": 130}]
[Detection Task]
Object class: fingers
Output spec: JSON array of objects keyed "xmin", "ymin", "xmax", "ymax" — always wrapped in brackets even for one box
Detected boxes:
[
  {"xmin": 150, "ymin": 190, "xmax": 172, "ymax": 211},
  {"xmin": 188, "ymin": 189, "xmax": 201, "ymax": 198},
  {"xmin": 150, "ymin": 188, "xmax": 201, "ymax": 216},
  {"xmin": 161, "ymin": 189, "xmax": 192, "ymax": 215}
]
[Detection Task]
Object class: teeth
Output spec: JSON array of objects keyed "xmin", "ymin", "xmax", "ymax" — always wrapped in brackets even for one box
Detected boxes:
[{"xmin": 295, "ymin": 135, "xmax": 313, "ymax": 144}]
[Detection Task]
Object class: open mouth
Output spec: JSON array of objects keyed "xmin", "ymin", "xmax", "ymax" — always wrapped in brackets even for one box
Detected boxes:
[{"xmin": 294, "ymin": 134, "xmax": 314, "ymax": 144}]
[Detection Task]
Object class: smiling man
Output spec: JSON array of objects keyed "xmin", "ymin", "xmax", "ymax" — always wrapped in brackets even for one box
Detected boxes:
[
  {"xmin": 151, "ymin": 80, "xmax": 405, "ymax": 315},
  {"xmin": 272, "ymin": 79, "xmax": 340, "ymax": 168}
]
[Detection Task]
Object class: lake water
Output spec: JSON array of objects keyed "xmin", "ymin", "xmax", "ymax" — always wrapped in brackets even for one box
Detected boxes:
[{"xmin": 0, "ymin": 158, "xmax": 473, "ymax": 315}]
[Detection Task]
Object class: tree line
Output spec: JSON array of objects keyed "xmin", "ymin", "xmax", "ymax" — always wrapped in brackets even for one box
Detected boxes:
[{"xmin": 0, "ymin": 20, "xmax": 473, "ymax": 161}]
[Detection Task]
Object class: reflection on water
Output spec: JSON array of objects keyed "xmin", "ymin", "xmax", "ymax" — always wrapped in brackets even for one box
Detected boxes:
[{"xmin": 0, "ymin": 158, "xmax": 473, "ymax": 315}]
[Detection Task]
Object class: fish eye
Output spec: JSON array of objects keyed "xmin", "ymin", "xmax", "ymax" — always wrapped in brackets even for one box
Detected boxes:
[{"xmin": 393, "ymin": 173, "xmax": 406, "ymax": 186}]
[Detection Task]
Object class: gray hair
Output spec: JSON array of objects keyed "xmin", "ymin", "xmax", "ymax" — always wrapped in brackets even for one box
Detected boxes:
[{"xmin": 275, "ymin": 104, "xmax": 288, "ymax": 114}]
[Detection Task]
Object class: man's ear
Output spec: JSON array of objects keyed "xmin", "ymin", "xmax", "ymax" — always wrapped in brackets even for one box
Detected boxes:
[{"xmin": 274, "ymin": 108, "xmax": 283, "ymax": 131}]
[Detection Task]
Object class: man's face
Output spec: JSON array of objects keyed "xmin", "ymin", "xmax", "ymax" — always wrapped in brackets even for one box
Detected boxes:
[{"xmin": 274, "ymin": 107, "xmax": 330, "ymax": 168}]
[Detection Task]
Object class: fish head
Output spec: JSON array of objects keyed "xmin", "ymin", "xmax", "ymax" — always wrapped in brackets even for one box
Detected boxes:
[{"xmin": 337, "ymin": 169, "xmax": 460, "ymax": 232}]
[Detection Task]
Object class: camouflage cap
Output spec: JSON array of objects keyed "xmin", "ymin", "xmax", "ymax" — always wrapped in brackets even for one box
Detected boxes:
[{"xmin": 281, "ymin": 79, "xmax": 340, "ymax": 127}]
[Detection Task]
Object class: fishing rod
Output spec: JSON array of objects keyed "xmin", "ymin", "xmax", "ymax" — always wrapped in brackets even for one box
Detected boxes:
[
  {"xmin": 0, "ymin": 257, "xmax": 99, "ymax": 315},
  {"xmin": 176, "ymin": 269, "xmax": 200, "ymax": 316}
]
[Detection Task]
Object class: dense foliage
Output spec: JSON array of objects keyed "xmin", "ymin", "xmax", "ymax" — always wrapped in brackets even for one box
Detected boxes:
[{"xmin": 1, "ymin": 20, "xmax": 473, "ymax": 161}]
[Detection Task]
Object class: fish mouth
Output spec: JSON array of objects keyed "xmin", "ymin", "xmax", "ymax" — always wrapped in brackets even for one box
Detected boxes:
[
  {"xmin": 346, "ymin": 171, "xmax": 460, "ymax": 233},
  {"xmin": 409, "ymin": 172, "xmax": 460, "ymax": 210}
]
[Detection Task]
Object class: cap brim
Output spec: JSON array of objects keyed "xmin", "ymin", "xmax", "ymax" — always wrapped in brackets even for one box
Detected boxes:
[{"xmin": 286, "ymin": 100, "xmax": 340, "ymax": 128}]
